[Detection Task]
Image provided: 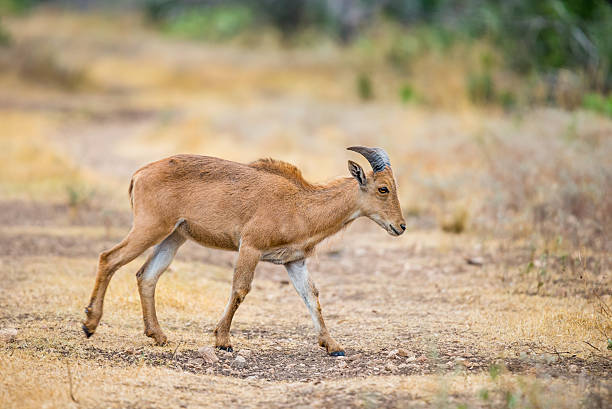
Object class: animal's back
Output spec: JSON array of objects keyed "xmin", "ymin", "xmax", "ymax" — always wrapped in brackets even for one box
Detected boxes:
[{"xmin": 129, "ymin": 155, "xmax": 307, "ymax": 239}]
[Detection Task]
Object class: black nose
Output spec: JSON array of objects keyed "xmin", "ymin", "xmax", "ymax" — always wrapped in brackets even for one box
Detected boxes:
[{"xmin": 400, "ymin": 223, "xmax": 406, "ymax": 231}]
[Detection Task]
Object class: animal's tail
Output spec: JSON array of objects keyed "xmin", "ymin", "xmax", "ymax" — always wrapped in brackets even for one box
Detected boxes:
[{"xmin": 128, "ymin": 177, "xmax": 135, "ymax": 209}]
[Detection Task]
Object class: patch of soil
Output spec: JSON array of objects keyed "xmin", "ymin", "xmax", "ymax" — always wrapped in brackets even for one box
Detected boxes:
[
  {"xmin": 10, "ymin": 326, "xmax": 611, "ymax": 383},
  {"xmin": 0, "ymin": 231, "xmax": 118, "ymax": 257},
  {"xmin": 0, "ymin": 200, "xmax": 132, "ymax": 228}
]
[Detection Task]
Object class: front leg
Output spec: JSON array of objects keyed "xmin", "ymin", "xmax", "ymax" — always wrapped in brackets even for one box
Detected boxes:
[
  {"xmin": 214, "ymin": 244, "xmax": 260, "ymax": 351},
  {"xmin": 285, "ymin": 259, "xmax": 345, "ymax": 356}
]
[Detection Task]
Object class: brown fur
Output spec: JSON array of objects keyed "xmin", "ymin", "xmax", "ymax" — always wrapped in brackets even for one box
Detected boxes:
[
  {"xmin": 249, "ymin": 158, "xmax": 318, "ymax": 191},
  {"xmin": 83, "ymin": 151, "xmax": 405, "ymax": 354}
]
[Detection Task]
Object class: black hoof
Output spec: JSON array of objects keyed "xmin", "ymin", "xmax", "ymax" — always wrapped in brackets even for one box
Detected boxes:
[
  {"xmin": 82, "ymin": 324, "xmax": 94, "ymax": 338},
  {"xmin": 217, "ymin": 345, "xmax": 233, "ymax": 352},
  {"xmin": 330, "ymin": 351, "xmax": 345, "ymax": 357}
]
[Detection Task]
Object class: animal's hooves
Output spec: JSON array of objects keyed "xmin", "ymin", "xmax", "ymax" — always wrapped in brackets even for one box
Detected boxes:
[
  {"xmin": 217, "ymin": 345, "xmax": 233, "ymax": 352},
  {"xmin": 329, "ymin": 350, "xmax": 345, "ymax": 357},
  {"xmin": 153, "ymin": 336, "xmax": 168, "ymax": 346},
  {"xmin": 82, "ymin": 324, "xmax": 94, "ymax": 338}
]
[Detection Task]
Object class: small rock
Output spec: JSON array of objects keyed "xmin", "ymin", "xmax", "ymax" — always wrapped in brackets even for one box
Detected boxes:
[
  {"xmin": 569, "ymin": 364, "xmax": 578, "ymax": 373},
  {"xmin": 238, "ymin": 349, "xmax": 252, "ymax": 358},
  {"xmin": 205, "ymin": 367, "xmax": 215, "ymax": 375},
  {"xmin": 337, "ymin": 360, "xmax": 347, "ymax": 369},
  {"xmin": 0, "ymin": 328, "xmax": 18, "ymax": 343},
  {"xmin": 397, "ymin": 348, "xmax": 410, "ymax": 357},
  {"xmin": 197, "ymin": 346, "xmax": 219, "ymax": 364},
  {"xmin": 301, "ymin": 386, "xmax": 314, "ymax": 394},
  {"xmin": 405, "ymin": 355, "xmax": 417, "ymax": 362},
  {"xmin": 385, "ymin": 362, "xmax": 397, "ymax": 372},
  {"xmin": 246, "ymin": 375, "xmax": 258, "ymax": 380},
  {"xmin": 466, "ymin": 257, "xmax": 484, "ymax": 266},
  {"xmin": 348, "ymin": 353, "xmax": 362, "ymax": 362},
  {"xmin": 387, "ymin": 349, "xmax": 399, "ymax": 358},
  {"xmin": 188, "ymin": 358, "xmax": 204, "ymax": 366},
  {"xmin": 232, "ymin": 355, "xmax": 247, "ymax": 369},
  {"xmin": 398, "ymin": 363, "xmax": 408, "ymax": 369},
  {"xmin": 417, "ymin": 355, "xmax": 428, "ymax": 363},
  {"xmin": 542, "ymin": 353, "xmax": 558, "ymax": 364}
]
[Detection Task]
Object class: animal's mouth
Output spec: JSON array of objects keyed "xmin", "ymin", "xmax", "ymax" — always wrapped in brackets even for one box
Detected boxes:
[
  {"xmin": 388, "ymin": 224, "xmax": 402, "ymax": 236},
  {"xmin": 369, "ymin": 215, "xmax": 404, "ymax": 236}
]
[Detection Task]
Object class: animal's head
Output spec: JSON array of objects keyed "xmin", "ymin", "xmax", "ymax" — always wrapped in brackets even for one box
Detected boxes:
[{"xmin": 347, "ymin": 146, "xmax": 406, "ymax": 236}]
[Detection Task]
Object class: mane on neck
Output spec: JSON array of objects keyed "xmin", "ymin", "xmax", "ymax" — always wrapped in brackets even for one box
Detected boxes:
[{"xmin": 249, "ymin": 158, "xmax": 320, "ymax": 191}]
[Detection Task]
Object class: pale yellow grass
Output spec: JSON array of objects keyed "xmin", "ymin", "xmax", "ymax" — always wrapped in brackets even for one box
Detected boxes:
[
  {"xmin": 468, "ymin": 293, "xmax": 608, "ymax": 355},
  {"xmin": 0, "ymin": 111, "xmax": 78, "ymax": 197}
]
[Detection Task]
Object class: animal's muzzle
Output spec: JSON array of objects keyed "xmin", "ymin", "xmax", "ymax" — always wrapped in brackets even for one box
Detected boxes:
[{"xmin": 389, "ymin": 224, "xmax": 405, "ymax": 236}]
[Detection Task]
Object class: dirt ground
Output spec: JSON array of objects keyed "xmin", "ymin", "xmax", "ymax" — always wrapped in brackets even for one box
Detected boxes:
[
  {"xmin": 1, "ymin": 10, "xmax": 611, "ymax": 409},
  {"xmin": 2, "ymin": 197, "xmax": 610, "ymax": 409}
]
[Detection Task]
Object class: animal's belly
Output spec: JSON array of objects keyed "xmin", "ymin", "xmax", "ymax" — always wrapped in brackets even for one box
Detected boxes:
[
  {"xmin": 260, "ymin": 247, "xmax": 306, "ymax": 264},
  {"xmin": 179, "ymin": 220, "xmax": 239, "ymax": 251}
]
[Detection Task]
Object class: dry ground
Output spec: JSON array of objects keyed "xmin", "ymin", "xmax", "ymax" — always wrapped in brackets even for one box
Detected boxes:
[{"xmin": 1, "ymin": 10, "xmax": 611, "ymax": 409}]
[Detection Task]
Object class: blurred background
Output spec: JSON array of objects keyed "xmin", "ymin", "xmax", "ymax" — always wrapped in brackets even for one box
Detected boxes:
[{"xmin": 0, "ymin": 0, "xmax": 610, "ymax": 286}]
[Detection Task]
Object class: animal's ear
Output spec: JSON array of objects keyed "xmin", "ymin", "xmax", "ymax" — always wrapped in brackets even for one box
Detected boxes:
[{"xmin": 348, "ymin": 160, "xmax": 367, "ymax": 188}]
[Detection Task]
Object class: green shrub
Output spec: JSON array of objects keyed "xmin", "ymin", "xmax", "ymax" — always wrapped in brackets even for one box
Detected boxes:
[
  {"xmin": 0, "ymin": 19, "xmax": 10, "ymax": 46},
  {"xmin": 471, "ymin": 0, "xmax": 612, "ymax": 88},
  {"xmin": 399, "ymin": 84, "xmax": 416, "ymax": 103},
  {"xmin": 0, "ymin": 0, "xmax": 33, "ymax": 14},
  {"xmin": 142, "ymin": 0, "xmax": 612, "ymax": 98},
  {"xmin": 163, "ymin": 5, "xmax": 253, "ymax": 41},
  {"xmin": 498, "ymin": 90, "xmax": 517, "ymax": 110},
  {"xmin": 582, "ymin": 93, "xmax": 612, "ymax": 117},
  {"xmin": 467, "ymin": 72, "xmax": 495, "ymax": 105},
  {"xmin": 386, "ymin": 33, "xmax": 420, "ymax": 70},
  {"xmin": 356, "ymin": 73, "xmax": 374, "ymax": 101}
]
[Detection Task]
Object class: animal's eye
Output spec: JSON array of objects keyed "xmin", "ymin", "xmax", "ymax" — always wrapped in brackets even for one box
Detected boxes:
[{"xmin": 378, "ymin": 187, "xmax": 389, "ymax": 194}]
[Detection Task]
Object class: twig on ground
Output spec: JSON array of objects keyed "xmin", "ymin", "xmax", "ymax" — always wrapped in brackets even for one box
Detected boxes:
[
  {"xmin": 582, "ymin": 341, "xmax": 612, "ymax": 362},
  {"xmin": 529, "ymin": 345, "xmax": 573, "ymax": 360},
  {"xmin": 66, "ymin": 360, "xmax": 78, "ymax": 403},
  {"xmin": 583, "ymin": 341, "xmax": 601, "ymax": 351},
  {"xmin": 172, "ymin": 342, "xmax": 182, "ymax": 366}
]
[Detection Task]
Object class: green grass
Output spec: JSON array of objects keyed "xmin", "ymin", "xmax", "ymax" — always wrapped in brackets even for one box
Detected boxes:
[
  {"xmin": 162, "ymin": 5, "xmax": 253, "ymax": 41},
  {"xmin": 582, "ymin": 93, "xmax": 612, "ymax": 118}
]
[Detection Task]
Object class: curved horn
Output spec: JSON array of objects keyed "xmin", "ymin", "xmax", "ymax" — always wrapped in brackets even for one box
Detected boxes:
[{"xmin": 347, "ymin": 146, "xmax": 391, "ymax": 173}]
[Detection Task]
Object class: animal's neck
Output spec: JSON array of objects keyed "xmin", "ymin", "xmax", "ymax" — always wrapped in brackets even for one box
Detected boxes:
[{"xmin": 301, "ymin": 178, "xmax": 361, "ymax": 241}]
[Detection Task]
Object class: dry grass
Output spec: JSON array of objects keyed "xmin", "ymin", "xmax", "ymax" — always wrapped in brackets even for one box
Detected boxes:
[
  {"xmin": 0, "ymin": 9, "xmax": 611, "ymax": 409},
  {"xmin": 0, "ymin": 111, "xmax": 79, "ymax": 197}
]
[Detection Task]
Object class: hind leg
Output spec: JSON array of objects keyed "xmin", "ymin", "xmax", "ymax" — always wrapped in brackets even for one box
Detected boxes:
[
  {"xmin": 83, "ymin": 225, "xmax": 169, "ymax": 337},
  {"xmin": 136, "ymin": 228, "xmax": 186, "ymax": 345}
]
